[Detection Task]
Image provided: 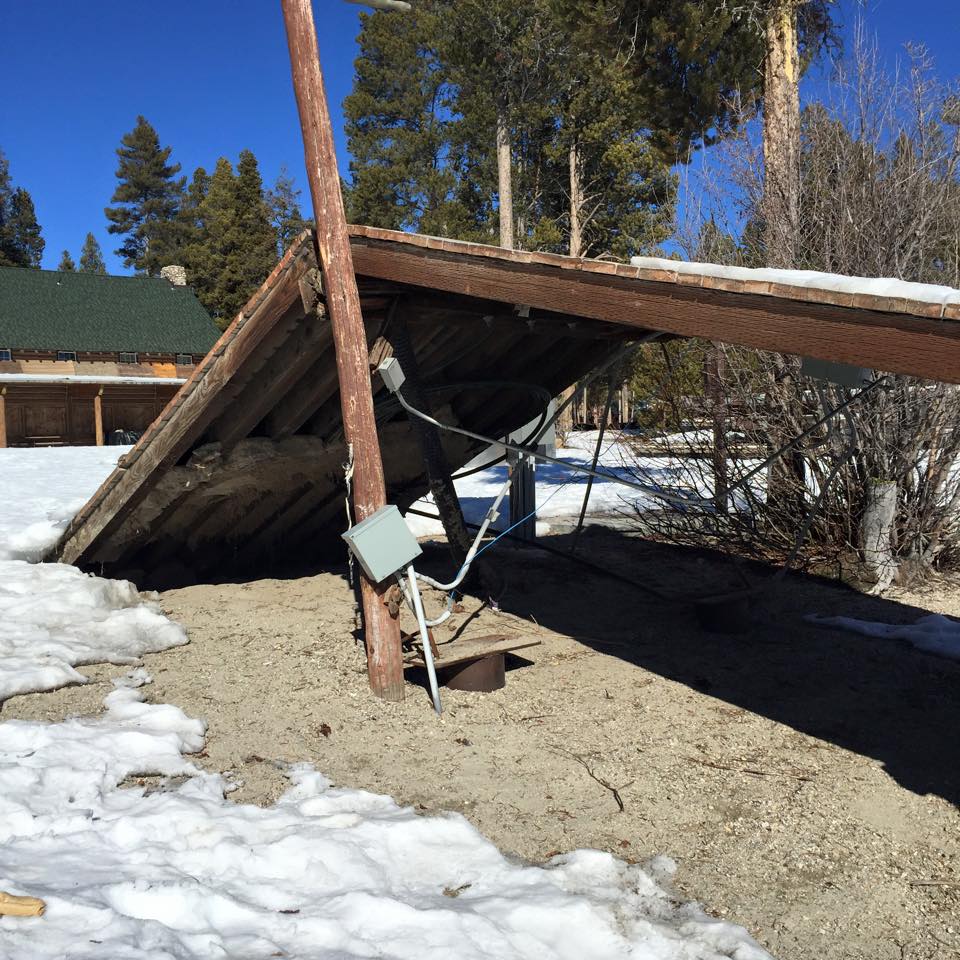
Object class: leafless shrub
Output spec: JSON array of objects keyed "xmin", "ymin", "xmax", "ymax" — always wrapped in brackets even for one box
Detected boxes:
[{"xmin": 627, "ymin": 29, "xmax": 960, "ymax": 589}]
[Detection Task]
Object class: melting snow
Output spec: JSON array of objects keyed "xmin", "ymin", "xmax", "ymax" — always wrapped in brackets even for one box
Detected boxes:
[
  {"xmin": 807, "ymin": 612, "xmax": 960, "ymax": 662},
  {"xmin": 631, "ymin": 256, "xmax": 960, "ymax": 312}
]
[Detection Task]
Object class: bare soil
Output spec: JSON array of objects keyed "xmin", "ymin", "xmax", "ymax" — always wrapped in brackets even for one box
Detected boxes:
[{"xmin": 7, "ymin": 526, "xmax": 959, "ymax": 960}]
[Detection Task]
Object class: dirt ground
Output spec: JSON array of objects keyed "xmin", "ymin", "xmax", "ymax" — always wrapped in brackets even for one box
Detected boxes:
[{"xmin": 6, "ymin": 526, "xmax": 959, "ymax": 960}]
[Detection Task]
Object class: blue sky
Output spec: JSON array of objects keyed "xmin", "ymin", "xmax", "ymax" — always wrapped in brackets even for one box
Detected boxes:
[{"xmin": 1, "ymin": 0, "xmax": 957, "ymax": 273}]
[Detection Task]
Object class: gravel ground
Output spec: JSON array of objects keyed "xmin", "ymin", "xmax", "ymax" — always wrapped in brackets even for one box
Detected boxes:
[{"xmin": 6, "ymin": 528, "xmax": 959, "ymax": 960}]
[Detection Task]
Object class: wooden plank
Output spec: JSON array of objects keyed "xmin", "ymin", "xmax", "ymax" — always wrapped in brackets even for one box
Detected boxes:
[
  {"xmin": 406, "ymin": 634, "xmax": 541, "ymax": 668},
  {"xmin": 351, "ymin": 238, "xmax": 960, "ymax": 384},
  {"xmin": 211, "ymin": 304, "xmax": 330, "ymax": 448}
]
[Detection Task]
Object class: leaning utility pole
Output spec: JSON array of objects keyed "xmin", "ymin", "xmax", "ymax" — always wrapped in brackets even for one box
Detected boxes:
[{"xmin": 281, "ymin": 0, "xmax": 404, "ymax": 701}]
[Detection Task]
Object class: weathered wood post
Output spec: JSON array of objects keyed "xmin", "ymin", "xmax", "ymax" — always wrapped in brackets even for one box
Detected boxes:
[
  {"xmin": 94, "ymin": 388, "xmax": 104, "ymax": 447},
  {"xmin": 281, "ymin": 0, "xmax": 404, "ymax": 701},
  {"xmin": 0, "ymin": 387, "xmax": 7, "ymax": 448}
]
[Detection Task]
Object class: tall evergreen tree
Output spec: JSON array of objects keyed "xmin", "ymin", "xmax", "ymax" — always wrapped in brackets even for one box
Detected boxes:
[
  {"xmin": 344, "ymin": 4, "xmax": 483, "ymax": 238},
  {"xmin": 183, "ymin": 152, "xmax": 277, "ymax": 327},
  {"xmin": 0, "ymin": 153, "xmax": 45, "ymax": 267},
  {"xmin": 79, "ymin": 233, "xmax": 106, "ymax": 273},
  {"xmin": 344, "ymin": 2, "xmax": 676, "ymax": 256},
  {"xmin": 104, "ymin": 116, "xmax": 185, "ymax": 275},
  {"xmin": 58, "ymin": 250, "xmax": 76, "ymax": 271},
  {"xmin": 230, "ymin": 149, "xmax": 277, "ymax": 302},
  {"xmin": 4, "ymin": 189, "xmax": 44, "ymax": 268},
  {"xmin": 267, "ymin": 167, "xmax": 310, "ymax": 255}
]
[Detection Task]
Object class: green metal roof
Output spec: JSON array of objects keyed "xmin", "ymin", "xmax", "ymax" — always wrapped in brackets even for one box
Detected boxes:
[{"xmin": 0, "ymin": 266, "xmax": 221, "ymax": 354}]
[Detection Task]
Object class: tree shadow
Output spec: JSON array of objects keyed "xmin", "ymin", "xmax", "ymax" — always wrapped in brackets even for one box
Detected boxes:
[{"xmin": 422, "ymin": 524, "xmax": 960, "ymax": 806}]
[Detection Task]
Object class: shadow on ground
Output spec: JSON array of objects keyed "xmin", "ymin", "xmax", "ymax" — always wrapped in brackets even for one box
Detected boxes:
[{"xmin": 412, "ymin": 525, "xmax": 960, "ymax": 807}]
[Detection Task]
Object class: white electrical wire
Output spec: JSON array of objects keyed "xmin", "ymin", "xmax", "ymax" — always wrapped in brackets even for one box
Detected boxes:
[{"xmin": 414, "ymin": 470, "xmax": 513, "ymax": 594}]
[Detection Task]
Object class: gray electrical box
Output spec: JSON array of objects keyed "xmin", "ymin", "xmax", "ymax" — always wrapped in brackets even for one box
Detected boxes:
[
  {"xmin": 341, "ymin": 504, "xmax": 422, "ymax": 583},
  {"xmin": 801, "ymin": 357, "xmax": 871, "ymax": 389}
]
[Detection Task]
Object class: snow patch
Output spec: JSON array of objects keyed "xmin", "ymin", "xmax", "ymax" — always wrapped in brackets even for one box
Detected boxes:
[
  {"xmin": 0, "ymin": 685, "xmax": 771, "ymax": 960},
  {"xmin": 0, "ymin": 561, "xmax": 187, "ymax": 703},
  {"xmin": 807, "ymin": 612, "xmax": 960, "ymax": 661},
  {"xmin": 631, "ymin": 256, "xmax": 960, "ymax": 312},
  {"xmin": 0, "ymin": 445, "xmax": 130, "ymax": 561}
]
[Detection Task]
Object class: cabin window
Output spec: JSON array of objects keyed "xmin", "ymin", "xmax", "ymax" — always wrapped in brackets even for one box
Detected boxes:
[
  {"xmin": 57, "ymin": 351, "xmax": 77, "ymax": 362},
  {"xmin": 119, "ymin": 351, "xmax": 138, "ymax": 364},
  {"xmin": 176, "ymin": 353, "xmax": 194, "ymax": 366},
  {"xmin": 0, "ymin": 348, "xmax": 11, "ymax": 361}
]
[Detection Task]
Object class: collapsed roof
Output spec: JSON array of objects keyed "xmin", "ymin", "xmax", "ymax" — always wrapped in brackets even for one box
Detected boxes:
[{"xmin": 52, "ymin": 227, "xmax": 960, "ymax": 587}]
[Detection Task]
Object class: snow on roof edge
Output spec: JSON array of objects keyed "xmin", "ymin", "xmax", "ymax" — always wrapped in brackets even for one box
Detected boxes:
[{"xmin": 630, "ymin": 256, "xmax": 960, "ymax": 311}]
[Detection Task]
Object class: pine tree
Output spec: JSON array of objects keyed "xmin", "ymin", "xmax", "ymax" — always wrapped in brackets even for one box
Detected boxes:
[
  {"xmin": 184, "ymin": 152, "xmax": 277, "ymax": 327},
  {"xmin": 0, "ymin": 152, "xmax": 45, "ymax": 267},
  {"xmin": 79, "ymin": 233, "xmax": 106, "ymax": 273},
  {"xmin": 0, "ymin": 151, "xmax": 14, "ymax": 266},
  {"xmin": 267, "ymin": 167, "xmax": 310, "ymax": 255},
  {"xmin": 442, "ymin": 0, "xmax": 563, "ymax": 248},
  {"xmin": 344, "ymin": 4, "xmax": 482, "ymax": 238},
  {"xmin": 229, "ymin": 149, "xmax": 277, "ymax": 307},
  {"xmin": 104, "ymin": 116, "xmax": 186, "ymax": 275},
  {"xmin": 344, "ymin": 2, "xmax": 676, "ymax": 256},
  {"xmin": 184, "ymin": 158, "xmax": 234, "ymax": 322},
  {"xmin": 58, "ymin": 250, "xmax": 76, "ymax": 271},
  {"xmin": 5, "ymin": 188, "xmax": 45, "ymax": 267}
]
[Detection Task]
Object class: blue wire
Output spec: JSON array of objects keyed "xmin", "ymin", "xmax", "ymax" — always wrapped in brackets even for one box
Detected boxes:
[{"xmin": 472, "ymin": 433, "xmax": 630, "ymax": 562}]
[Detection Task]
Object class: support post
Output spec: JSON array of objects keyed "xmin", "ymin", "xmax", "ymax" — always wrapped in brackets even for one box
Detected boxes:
[
  {"xmin": 389, "ymin": 307, "xmax": 471, "ymax": 563},
  {"xmin": 94, "ymin": 388, "xmax": 104, "ymax": 447},
  {"xmin": 706, "ymin": 344, "xmax": 729, "ymax": 514},
  {"xmin": 507, "ymin": 450, "xmax": 537, "ymax": 542},
  {"xmin": 281, "ymin": 0, "xmax": 403, "ymax": 701},
  {"xmin": 0, "ymin": 388, "xmax": 6, "ymax": 448}
]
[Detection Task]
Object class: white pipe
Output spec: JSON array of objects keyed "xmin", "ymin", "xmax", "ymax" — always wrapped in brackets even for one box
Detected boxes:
[
  {"xmin": 407, "ymin": 564, "xmax": 442, "ymax": 715},
  {"xmin": 414, "ymin": 471, "xmax": 513, "ymax": 593}
]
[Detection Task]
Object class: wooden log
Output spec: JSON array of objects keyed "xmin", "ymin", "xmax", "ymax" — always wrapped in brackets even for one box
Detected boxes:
[
  {"xmin": 282, "ymin": 0, "xmax": 403, "ymax": 702},
  {"xmin": 0, "ymin": 891, "xmax": 45, "ymax": 917},
  {"xmin": 94, "ymin": 389, "xmax": 104, "ymax": 447}
]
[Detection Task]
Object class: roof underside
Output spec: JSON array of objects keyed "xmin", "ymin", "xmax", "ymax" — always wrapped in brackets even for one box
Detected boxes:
[
  {"xmin": 0, "ymin": 266, "xmax": 221, "ymax": 354},
  {"xmin": 52, "ymin": 227, "xmax": 960, "ymax": 588}
]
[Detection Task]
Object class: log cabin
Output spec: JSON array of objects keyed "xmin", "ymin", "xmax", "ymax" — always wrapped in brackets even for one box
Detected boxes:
[{"xmin": 0, "ymin": 263, "xmax": 219, "ymax": 447}]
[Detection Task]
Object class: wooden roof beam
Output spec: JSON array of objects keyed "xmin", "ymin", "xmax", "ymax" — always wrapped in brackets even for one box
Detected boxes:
[{"xmin": 350, "ymin": 235, "xmax": 960, "ymax": 384}]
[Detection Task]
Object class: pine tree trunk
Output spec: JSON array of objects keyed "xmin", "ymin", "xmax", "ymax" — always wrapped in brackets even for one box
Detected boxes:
[
  {"xmin": 620, "ymin": 381, "xmax": 630, "ymax": 427},
  {"xmin": 496, "ymin": 105, "xmax": 515, "ymax": 250},
  {"xmin": 762, "ymin": 1, "xmax": 805, "ymax": 523},
  {"xmin": 569, "ymin": 140, "xmax": 584, "ymax": 259},
  {"xmin": 558, "ymin": 385, "xmax": 576, "ymax": 436},
  {"xmin": 762, "ymin": 1, "xmax": 801, "ymax": 269}
]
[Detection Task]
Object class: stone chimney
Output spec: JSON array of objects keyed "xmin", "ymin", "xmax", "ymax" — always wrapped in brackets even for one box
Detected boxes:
[{"xmin": 160, "ymin": 264, "xmax": 188, "ymax": 287}]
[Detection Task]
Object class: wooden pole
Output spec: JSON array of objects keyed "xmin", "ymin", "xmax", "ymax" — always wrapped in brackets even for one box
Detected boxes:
[
  {"xmin": 0, "ymin": 388, "xmax": 6, "ymax": 449},
  {"xmin": 281, "ymin": 0, "xmax": 404, "ymax": 701},
  {"xmin": 94, "ymin": 388, "xmax": 104, "ymax": 447}
]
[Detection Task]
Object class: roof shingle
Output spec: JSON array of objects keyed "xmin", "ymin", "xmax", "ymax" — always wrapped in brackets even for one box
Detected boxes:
[{"xmin": 0, "ymin": 266, "xmax": 220, "ymax": 354}]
